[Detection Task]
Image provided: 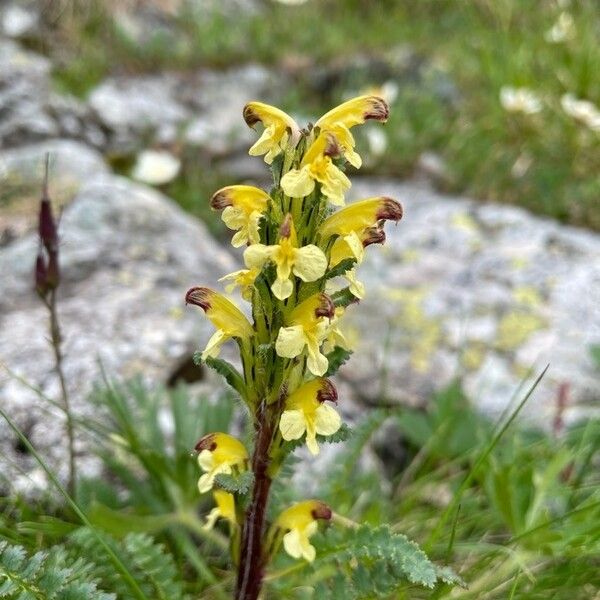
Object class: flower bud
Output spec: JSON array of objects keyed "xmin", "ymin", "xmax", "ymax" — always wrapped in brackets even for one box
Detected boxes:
[
  {"xmin": 38, "ymin": 198, "xmax": 58, "ymax": 253},
  {"xmin": 35, "ymin": 252, "xmax": 49, "ymax": 298}
]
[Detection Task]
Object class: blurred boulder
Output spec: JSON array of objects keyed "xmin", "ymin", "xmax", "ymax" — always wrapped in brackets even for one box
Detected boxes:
[
  {"xmin": 0, "ymin": 173, "xmax": 235, "ymax": 490},
  {"xmin": 340, "ymin": 179, "xmax": 600, "ymax": 428}
]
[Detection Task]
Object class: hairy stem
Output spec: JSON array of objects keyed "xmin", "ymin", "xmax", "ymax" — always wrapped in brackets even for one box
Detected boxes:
[
  {"xmin": 47, "ymin": 289, "xmax": 77, "ymax": 500},
  {"xmin": 235, "ymin": 403, "xmax": 274, "ymax": 600}
]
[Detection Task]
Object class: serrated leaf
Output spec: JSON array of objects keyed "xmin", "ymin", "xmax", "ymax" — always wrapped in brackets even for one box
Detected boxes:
[
  {"xmin": 214, "ymin": 471, "xmax": 255, "ymax": 495},
  {"xmin": 325, "ymin": 258, "xmax": 357, "ymax": 281},
  {"xmin": 330, "ymin": 287, "xmax": 360, "ymax": 308},
  {"xmin": 202, "ymin": 356, "xmax": 246, "ymax": 399},
  {"xmin": 325, "ymin": 346, "xmax": 353, "ymax": 376}
]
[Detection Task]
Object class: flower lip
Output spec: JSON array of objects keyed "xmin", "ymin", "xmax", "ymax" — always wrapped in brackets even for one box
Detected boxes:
[
  {"xmin": 377, "ymin": 197, "xmax": 403, "ymax": 222},
  {"xmin": 363, "ymin": 226, "xmax": 386, "ymax": 247},
  {"xmin": 194, "ymin": 433, "xmax": 217, "ymax": 453},
  {"xmin": 185, "ymin": 287, "xmax": 211, "ymax": 311},
  {"xmin": 315, "ymin": 293, "xmax": 335, "ymax": 319},
  {"xmin": 316, "ymin": 378, "xmax": 338, "ymax": 404},
  {"xmin": 242, "ymin": 104, "xmax": 262, "ymax": 128},
  {"xmin": 310, "ymin": 501, "xmax": 332, "ymax": 521}
]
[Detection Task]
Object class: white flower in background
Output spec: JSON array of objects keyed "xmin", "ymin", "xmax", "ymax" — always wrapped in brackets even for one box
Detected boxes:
[
  {"xmin": 366, "ymin": 128, "xmax": 388, "ymax": 157},
  {"xmin": 500, "ymin": 87, "xmax": 543, "ymax": 115},
  {"xmin": 132, "ymin": 150, "xmax": 181, "ymax": 185},
  {"xmin": 545, "ymin": 12, "xmax": 575, "ymax": 43},
  {"xmin": 561, "ymin": 94, "xmax": 600, "ymax": 131},
  {"xmin": 273, "ymin": 0, "xmax": 310, "ymax": 4}
]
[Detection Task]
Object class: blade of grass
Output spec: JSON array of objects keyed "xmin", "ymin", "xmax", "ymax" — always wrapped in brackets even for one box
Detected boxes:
[
  {"xmin": 427, "ymin": 364, "xmax": 549, "ymax": 550},
  {"xmin": 0, "ymin": 406, "xmax": 150, "ymax": 600}
]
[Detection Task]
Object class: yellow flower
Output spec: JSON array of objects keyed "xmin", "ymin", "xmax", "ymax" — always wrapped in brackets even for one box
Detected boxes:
[
  {"xmin": 219, "ymin": 267, "xmax": 260, "ymax": 301},
  {"xmin": 185, "ymin": 287, "xmax": 253, "ymax": 359},
  {"xmin": 195, "ymin": 433, "xmax": 249, "ymax": 494},
  {"xmin": 243, "ymin": 214, "xmax": 327, "ymax": 300},
  {"xmin": 280, "ymin": 133, "xmax": 351, "ymax": 206},
  {"xmin": 275, "ymin": 293, "xmax": 334, "ymax": 376},
  {"xmin": 211, "ymin": 185, "xmax": 270, "ymax": 247},
  {"xmin": 322, "ymin": 307, "xmax": 351, "ymax": 354},
  {"xmin": 243, "ymin": 101, "xmax": 301, "ymax": 164},
  {"xmin": 315, "ymin": 95, "xmax": 389, "ymax": 168},
  {"xmin": 320, "ymin": 197, "xmax": 403, "ymax": 256},
  {"xmin": 204, "ymin": 490, "xmax": 237, "ymax": 530},
  {"xmin": 279, "ymin": 378, "xmax": 341, "ymax": 455},
  {"xmin": 276, "ymin": 500, "xmax": 332, "ymax": 562}
]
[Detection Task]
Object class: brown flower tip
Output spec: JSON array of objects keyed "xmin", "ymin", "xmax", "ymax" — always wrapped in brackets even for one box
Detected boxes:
[
  {"xmin": 363, "ymin": 226, "xmax": 386, "ymax": 248},
  {"xmin": 39, "ymin": 199, "xmax": 58, "ymax": 252},
  {"xmin": 210, "ymin": 189, "xmax": 233, "ymax": 211},
  {"xmin": 317, "ymin": 378, "xmax": 338, "ymax": 404},
  {"xmin": 185, "ymin": 287, "xmax": 211, "ymax": 311},
  {"xmin": 315, "ymin": 293, "xmax": 335, "ymax": 319},
  {"xmin": 279, "ymin": 213, "xmax": 293, "ymax": 239},
  {"xmin": 364, "ymin": 96, "xmax": 389, "ymax": 123},
  {"xmin": 376, "ymin": 197, "xmax": 403, "ymax": 223},
  {"xmin": 194, "ymin": 433, "xmax": 217, "ymax": 453},
  {"xmin": 311, "ymin": 501, "xmax": 333, "ymax": 521},
  {"xmin": 243, "ymin": 104, "xmax": 261, "ymax": 128}
]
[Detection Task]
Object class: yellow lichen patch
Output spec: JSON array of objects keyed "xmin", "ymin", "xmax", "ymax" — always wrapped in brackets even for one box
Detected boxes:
[
  {"xmin": 513, "ymin": 286, "xmax": 543, "ymax": 308},
  {"xmin": 461, "ymin": 343, "xmax": 486, "ymax": 370},
  {"xmin": 388, "ymin": 288, "xmax": 441, "ymax": 372},
  {"xmin": 496, "ymin": 312, "xmax": 546, "ymax": 351},
  {"xmin": 451, "ymin": 212, "xmax": 478, "ymax": 232}
]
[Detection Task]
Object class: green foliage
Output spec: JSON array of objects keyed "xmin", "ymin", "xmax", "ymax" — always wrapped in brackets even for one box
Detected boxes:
[
  {"xmin": 0, "ymin": 541, "xmax": 113, "ymax": 600},
  {"xmin": 324, "ymin": 346, "xmax": 353, "ymax": 377},
  {"xmin": 324, "ymin": 258, "xmax": 357, "ymax": 281},
  {"xmin": 66, "ymin": 530, "xmax": 187, "ymax": 600},
  {"xmin": 330, "ymin": 287, "xmax": 359, "ymax": 308},
  {"xmin": 214, "ymin": 472, "xmax": 255, "ymax": 496},
  {"xmin": 201, "ymin": 356, "xmax": 246, "ymax": 400}
]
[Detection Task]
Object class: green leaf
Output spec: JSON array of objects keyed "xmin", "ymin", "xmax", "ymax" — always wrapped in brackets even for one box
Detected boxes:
[
  {"xmin": 325, "ymin": 346, "xmax": 353, "ymax": 376},
  {"xmin": 324, "ymin": 258, "xmax": 357, "ymax": 281},
  {"xmin": 330, "ymin": 287, "xmax": 359, "ymax": 308},
  {"xmin": 590, "ymin": 344, "xmax": 600, "ymax": 369},
  {"xmin": 214, "ymin": 471, "xmax": 255, "ymax": 495},
  {"xmin": 202, "ymin": 356, "xmax": 246, "ymax": 398}
]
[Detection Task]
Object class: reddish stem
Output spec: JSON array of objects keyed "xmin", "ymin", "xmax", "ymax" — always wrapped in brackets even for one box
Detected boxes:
[{"xmin": 235, "ymin": 403, "xmax": 274, "ymax": 600}]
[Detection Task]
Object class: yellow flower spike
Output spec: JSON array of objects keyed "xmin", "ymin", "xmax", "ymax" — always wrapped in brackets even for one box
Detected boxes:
[
  {"xmin": 195, "ymin": 433, "xmax": 249, "ymax": 494},
  {"xmin": 315, "ymin": 95, "xmax": 389, "ymax": 168},
  {"xmin": 243, "ymin": 214, "xmax": 328, "ymax": 301},
  {"xmin": 243, "ymin": 102, "xmax": 301, "ymax": 164},
  {"xmin": 279, "ymin": 378, "xmax": 341, "ymax": 455},
  {"xmin": 219, "ymin": 267, "xmax": 260, "ymax": 302},
  {"xmin": 185, "ymin": 287, "xmax": 253, "ymax": 359},
  {"xmin": 275, "ymin": 293, "xmax": 334, "ymax": 376},
  {"xmin": 203, "ymin": 490, "xmax": 237, "ymax": 530},
  {"xmin": 210, "ymin": 185, "xmax": 270, "ymax": 247},
  {"xmin": 276, "ymin": 500, "xmax": 332, "ymax": 562},
  {"xmin": 280, "ymin": 133, "xmax": 351, "ymax": 206}
]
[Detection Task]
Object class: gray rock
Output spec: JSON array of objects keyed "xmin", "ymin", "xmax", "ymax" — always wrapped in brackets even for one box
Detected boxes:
[
  {"xmin": 0, "ymin": 174, "xmax": 236, "ymax": 490},
  {"xmin": 339, "ymin": 178, "xmax": 600, "ymax": 428},
  {"xmin": 0, "ymin": 2, "xmax": 39, "ymax": 38},
  {"xmin": 0, "ymin": 40, "xmax": 57, "ymax": 146}
]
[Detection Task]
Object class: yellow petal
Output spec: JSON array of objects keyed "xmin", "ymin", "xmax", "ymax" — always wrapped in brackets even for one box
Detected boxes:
[
  {"xmin": 306, "ymin": 338, "xmax": 329, "ymax": 377},
  {"xmin": 299, "ymin": 533, "xmax": 316, "ymax": 562},
  {"xmin": 201, "ymin": 329, "xmax": 228, "ymax": 359},
  {"xmin": 271, "ymin": 277, "xmax": 293, "ymax": 300},
  {"xmin": 293, "ymin": 245, "xmax": 328, "ymax": 282},
  {"xmin": 214, "ymin": 490, "xmax": 236, "ymax": 523},
  {"xmin": 281, "ymin": 167, "xmax": 315, "ymax": 198},
  {"xmin": 282, "ymin": 528, "xmax": 304, "ymax": 560},
  {"xmin": 198, "ymin": 473, "xmax": 214, "ymax": 494},
  {"xmin": 203, "ymin": 507, "xmax": 221, "ymax": 530},
  {"xmin": 211, "ymin": 185, "xmax": 270, "ymax": 214},
  {"xmin": 279, "ymin": 409, "xmax": 307, "ymax": 441},
  {"xmin": 275, "ymin": 325, "xmax": 306, "ymax": 358},
  {"xmin": 319, "ymin": 163, "xmax": 351, "ymax": 206},
  {"xmin": 198, "ymin": 449, "xmax": 214, "ymax": 472},
  {"xmin": 315, "ymin": 404, "xmax": 341, "ymax": 436},
  {"xmin": 346, "ymin": 268, "xmax": 365, "ymax": 299},
  {"xmin": 344, "ymin": 231, "xmax": 365, "ymax": 261},
  {"xmin": 244, "ymin": 244, "xmax": 276, "ymax": 270}
]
